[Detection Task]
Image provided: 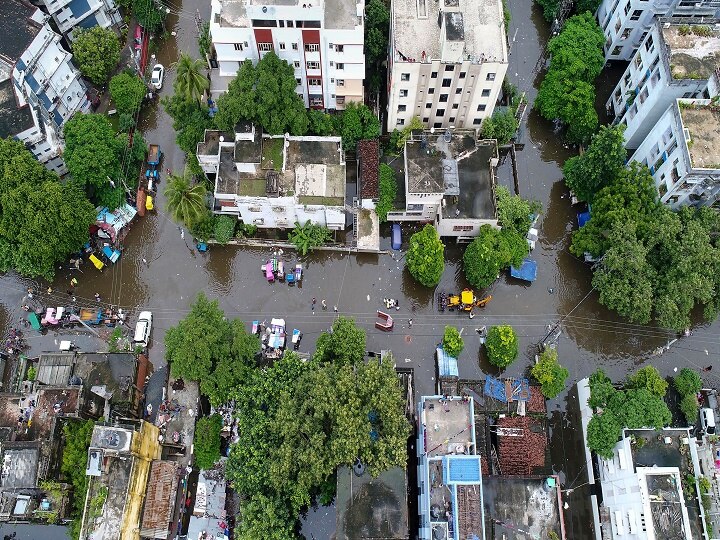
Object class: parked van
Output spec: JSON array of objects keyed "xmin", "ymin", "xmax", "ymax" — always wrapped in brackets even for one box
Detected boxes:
[
  {"xmin": 700, "ymin": 407, "xmax": 716, "ymax": 434},
  {"xmin": 133, "ymin": 311, "xmax": 152, "ymax": 348}
]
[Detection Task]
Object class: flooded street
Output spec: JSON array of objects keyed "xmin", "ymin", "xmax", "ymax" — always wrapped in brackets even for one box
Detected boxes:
[{"xmin": 1, "ymin": 0, "xmax": 719, "ymax": 538}]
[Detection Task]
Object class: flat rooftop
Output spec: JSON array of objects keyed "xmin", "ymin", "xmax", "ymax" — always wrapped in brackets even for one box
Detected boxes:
[
  {"xmin": 421, "ymin": 396, "xmax": 474, "ymax": 458},
  {"xmin": 644, "ymin": 472, "xmax": 687, "ymax": 539},
  {"xmin": 662, "ymin": 24, "xmax": 720, "ymax": 80},
  {"xmin": 73, "ymin": 353, "xmax": 137, "ymax": 405},
  {"xmin": 0, "ymin": 78, "xmax": 34, "ymax": 139},
  {"xmin": 214, "ymin": 0, "xmax": 361, "ymax": 30},
  {"xmin": 336, "ymin": 466, "xmax": 408, "ymax": 539},
  {"xmin": 83, "ymin": 457, "xmax": 132, "ymax": 540},
  {"xmin": 197, "ymin": 129, "xmax": 234, "ymax": 157},
  {"xmin": 188, "ymin": 465, "xmax": 228, "ymax": 540},
  {"xmin": 0, "ymin": 0, "xmax": 42, "ymax": 65},
  {"xmin": 482, "ymin": 476, "xmax": 563, "ymax": 539},
  {"xmin": 392, "ymin": 0, "xmax": 506, "ymax": 63},
  {"xmin": 679, "ymin": 103, "xmax": 720, "ymax": 169},
  {"xmin": 32, "ymin": 388, "xmax": 80, "ymax": 440},
  {"xmin": 0, "ymin": 446, "xmax": 39, "ymax": 489}
]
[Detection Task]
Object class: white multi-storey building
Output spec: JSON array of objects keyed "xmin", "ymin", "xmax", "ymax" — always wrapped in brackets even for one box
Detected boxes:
[
  {"xmin": 1, "ymin": 0, "xmax": 90, "ymax": 175},
  {"xmin": 629, "ymin": 98, "xmax": 720, "ymax": 208},
  {"xmin": 197, "ymin": 123, "xmax": 347, "ymax": 230},
  {"xmin": 36, "ymin": 0, "xmax": 121, "ymax": 40},
  {"xmin": 597, "ymin": 0, "xmax": 720, "ymax": 62},
  {"xmin": 208, "ymin": 0, "xmax": 365, "ymax": 110},
  {"xmin": 387, "ymin": 0, "xmax": 508, "ymax": 130},
  {"xmin": 606, "ymin": 20, "xmax": 718, "ymax": 149}
]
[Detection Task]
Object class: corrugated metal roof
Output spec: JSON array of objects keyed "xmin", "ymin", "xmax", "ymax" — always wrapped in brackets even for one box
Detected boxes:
[
  {"xmin": 436, "ymin": 346, "xmax": 458, "ymax": 378},
  {"xmin": 140, "ymin": 460, "xmax": 178, "ymax": 538}
]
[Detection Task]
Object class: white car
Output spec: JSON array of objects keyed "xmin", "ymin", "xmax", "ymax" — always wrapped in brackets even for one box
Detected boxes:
[
  {"xmin": 150, "ymin": 64, "xmax": 164, "ymax": 90},
  {"xmin": 133, "ymin": 311, "xmax": 153, "ymax": 348}
]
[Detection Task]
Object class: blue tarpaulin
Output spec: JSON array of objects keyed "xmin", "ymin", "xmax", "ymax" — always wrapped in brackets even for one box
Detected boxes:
[
  {"xmin": 485, "ymin": 375, "xmax": 530, "ymax": 402},
  {"xmin": 391, "ymin": 224, "xmax": 401, "ymax": 250},
  {"xmin": 485, "ymin": 376, "xmax": 506, "ymax": 402},
  {"xmin": 102, "ymin": 246, "xmax": 120, "ymax": 263},
  {"xmin": 578, "ymin": 210, "xmax": 591, "ymax": 227},
  {"xmin": 510, "ymin": 258, "xmax": 537, "ymax": 282},
  {"xmin": 436, "ymin": 346, "xmax": 459, "ymax": 378}
]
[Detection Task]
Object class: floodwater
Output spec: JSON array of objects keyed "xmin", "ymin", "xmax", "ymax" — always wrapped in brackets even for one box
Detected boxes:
[{"xmin": 1, "ymin": 0, "xmax": 719, "ymax": 539}]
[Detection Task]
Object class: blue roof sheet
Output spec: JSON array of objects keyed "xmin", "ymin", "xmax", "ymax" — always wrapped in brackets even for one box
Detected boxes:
[
  {"xmin": 436, "ymin": 346, "xmax": 458, "ymax": 377},
  {"xmin": 447, "ymin": 456, "xmax": 481, "ymax": 483},
  {"xmin": 510, "ymin": 258, "xmax": 537, "ymax": 282},
  {"xmin": 69, "ymin": 0, "xmax": 92, "ymax": 17},
  {"xmin": 578, "ymin": 210, "xmax": 591, "ymax": 227}
]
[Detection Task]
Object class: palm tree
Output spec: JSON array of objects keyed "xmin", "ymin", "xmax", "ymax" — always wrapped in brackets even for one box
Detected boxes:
[
  {"xmin": 174, "ymin": 53, "xmax": 210, "ymax": 103},
  {"xmin": 164, "ymin": 173, "xmax": 207, "ymax": 227}
]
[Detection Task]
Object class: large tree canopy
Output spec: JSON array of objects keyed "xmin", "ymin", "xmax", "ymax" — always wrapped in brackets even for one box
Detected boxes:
[
  {"xmin": 72, "ymin": 27, "xmax": 121, "ymax": 85},
  {"xmin": 109, "ymin": 72, "xmax": 146, "ymax": 114},
  {"xmin": 406, "ymin": 224, "xmax": 445, "ymax": 287},
  {"xmin": 463, "ymin": 224, "xmax": 528, "ymax": 289},
  {"xmin": 0, "ymin": 139, "xmax": 94, "ymax": 279},
  {"xmin": 63, "ymin": 113, "xmax": 123, "ymax": 190}
]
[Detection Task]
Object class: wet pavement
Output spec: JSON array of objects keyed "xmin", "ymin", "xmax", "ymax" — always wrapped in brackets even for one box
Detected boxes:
[{"xmin": 1, "ymin": 1, "xmax": 720, "ymax": 539}]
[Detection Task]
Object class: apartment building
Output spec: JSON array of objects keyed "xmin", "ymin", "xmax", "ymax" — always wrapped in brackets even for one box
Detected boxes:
[
  {"xmin": 387, "ymin": 0, "xmax": 508, "ymax": 130},
  {"xmin": 36, "ymin": 0, "xmax": 121, "ymax": 40},
  {"xmin": 1, "ymin": 0, "xmax": 90, "ymax": 175},
  {"xmin": 606, "ymin": 20, "xmax": 718, "ymax": 149},
  {"xmin": 630, "ymin": 98, "xmax": 720, "ymax": 208},
  {"xmin": 597, "ymin": 0, "xmax": 720, "ymax": 62},
  {"xmin": 208, "ymin": 0, "xmax": 365, "ymax": 110},
  {"xmin": 197, "ymin": 123, "xmax": 347, "ymax": 230}
]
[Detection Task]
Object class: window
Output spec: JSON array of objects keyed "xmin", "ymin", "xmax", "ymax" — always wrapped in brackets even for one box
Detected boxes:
[
  {"xmin": 428, "ymin": 88, "xmax": 435, "ymax": 94},
  {"xmin": 294, "ymin": 61, "xmax": 301, "ymax": 68},
  {"xmin": 330, "ymin": 61, "xmax": 334, "ymax": 66},
  {"xmin": 449, "ymin": 117, "xmax": 456, "ymax": 123},
  {"xmin": 397, "ymin": 118, "xmax": 405, "ymax": 125},
  {"xmin": 630, "ymin": 9, "xmax": 642, "ymax": 20},
  {"xmin": 486, "ymin": 72, "xmax": 495, "ymax": 81},
  {"xmin": 401, "ymin": 73, "xmax": 410, "ymax": 81},
  {"xmin": 434, "ymin": 122, "xmax": 442, "ymax": 128},
  {"xmin": 473, "ymin": 118, "xmax": 482, "ymax": 125},
  {"xmin": 307, "ymin": 61, "xmax": 320, "ymax": 69},
  {"xmin": 439, "ymin": 94, "xmax": 448, "ymax": 102},
  {"xmin": 436, "ymin": 109, "xmax": 445, "ymax": 117},
  {"xmin": 634, "ymin": 54, "xmax": 642, "ymax": 68},
  {"xmin": 336, "ymin": 45, "xmax": 345, "ymax": 52},
  {"xmin": 336, "ymin": 63, "xmax": 344, "ymax": 70},
  {"xmin": 259, "ymin": 42, "xmax": 273, "ymax": 51},
  {"xmin": 423, "ymin": 117, "xmax": 429, "ymax": 122},
  {"xmin": 234, "ymin": 43, "xmax": 243, "ymax": 51},
  {"xmin": 644, "ymin": 34, "xmax": 654, "ymax": 52},
  {"xmin": 452, "ymin": 103, "xmax": 458, "ymax": 109},
  {"xmin": 455, "ymin": 88, "xmax": 462, "ymax": 94},
  {"xmin": 336, "ymin": 96, "xmax": 345, "ymax": 104},
  {"xmin": 292, "ymin": 43, "xmax": 298, "ymax": 50},
  {"xmin": 296, "ymin": 78, "xmax": 302, "ymax": 84},
  {"xmin": 623, "ymin": 1, "xmax": 631, "ymax": 15},
  {"xmin": 425, "ymin": 103, "xmax": 432, "ymax": 108},
  {"xmin": 398, "ymin": 105, "xmax": 407, "ymax": 112},
  {"xmin": 336, "ymin": 79, "xmax": 345, "ymax": 86},
  {"xmin": 305, "ymin": 43, "xmax": 320, "ymax": 52},
  {"xmin": 445, "ymin": 65, "xmax": 454, "ymax": 71},
  {"xmin": 477, "ymin": 104, "xmax": 486, "ymax": 111},
  {"xmin": 400, "ymin": 89, "xmax": 408, "ymax": 97},
  {"xmin": 277, "ymin": 42, "xmax": 285, "ymax": 50},
  {"xmin": 330, "ymin": 78, "xmax": 334, "ymax": 83},
  {"xmin": 288, "ymin": 20, "xmax": 294, "ymax": 27},
  {"xmin": 431, "ymin": 72, "xmax": 438, "ymax": 78},
  {"xmin": 308, "ymin": 78, "xmax": 322, "ymax": 86},
  {"xmin": 611, "ymin": 45, "xmax": 622, "ymax": 56},
  {"xmin": 442, "ymin": 78, "xmax": 451, "ymax": 87},
  {"xmin": 459, "ymin": 72, "xmax": 466, "ymax": 79},
  {"xmin": 279, "ymin": 20, "xmax": 285, "ymax": 27},
  {"xmin": 481, "ymin": 89, "xmax": 491, "ymax": 97}
]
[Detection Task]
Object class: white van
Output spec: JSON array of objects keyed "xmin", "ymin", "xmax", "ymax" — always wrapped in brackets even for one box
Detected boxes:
[
  {"xmin": 133, "ymin": 311, "xmax": 153, "ymax": 348},
  {"xmin": 700, "ymin": 407, "xmax": 716, "ymax": 435}
]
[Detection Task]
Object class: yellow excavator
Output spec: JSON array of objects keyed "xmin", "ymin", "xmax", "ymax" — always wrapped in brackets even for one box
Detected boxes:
[{"xmin": 447, "ymin": 289, "xmax": 492, "ymax": 312}]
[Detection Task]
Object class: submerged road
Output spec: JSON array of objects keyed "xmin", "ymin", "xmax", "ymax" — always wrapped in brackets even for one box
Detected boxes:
[{"xmin": 1, "ymin": 0, "xmax": 720, "ymax": 538}]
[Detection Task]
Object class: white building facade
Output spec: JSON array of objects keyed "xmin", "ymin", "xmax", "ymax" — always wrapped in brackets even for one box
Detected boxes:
[
  {"xmin": 208, "ymin": 0, "xmax": 364, "ymax": 110},
  {"xmin": 37, "ymin": 0, "xmax": 121, "ymax": 40},
  {"xmin": 630, "ymin": 98, "xmax": 720, "ymax": 208},
  {"xmin": 597, "ymin": 0, "xmax": 720, "ymax": 62},
  {"xmin": 387, "ymin": 0, "xmax": 508, "ymax": 130},
  {"xmin": 605, "ymin": 21, "xmax": 717, "ymax": 149}
]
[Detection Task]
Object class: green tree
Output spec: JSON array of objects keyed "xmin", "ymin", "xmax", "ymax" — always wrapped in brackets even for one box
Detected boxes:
[
  {"xmin": 340, "ymin": 103, "xmax": 381, "ymax": 151},
  {"xmin": 680, "ymin": 393, "xmax": 700, "ymax": 425},
  {"xmin": 214, "ymin": 215, "xmax": 236, "ymax": 244},
  {"xmin": 495, "ymin": 186, "xmax": 541, "ymax": 237},
  {"xmin": 485, "ymin": 325, "xmax": 519, "ymax": 368},
  {"xmin": 194, "ymin": 414, "xmax": 223, "ymax": 469},
  {"xmin": 236, "ymin": 494, "xmax": 296, "ymax": 540},
  {"xmin": 314, "ymin": 316, "xmax": 366, "ymax": 367},
  {"xmin": 164, "ymin": 293, "xmax": 232, "ymax": 380},
  {"xmin": 463, "ymin": 225, "xmax": 528, "ymax": 289},
  {"xmin": 588, "ymin": 369, "xmax": 616, "ymax": 409},
  {"xmin": 72, "ymin": 27, "xmax": 120, "ymax": 85},
  {"xmin": 442, "ymin": 326, "xmax": 464, "ymax": 357},
  {"xmin": 214, "ymin": 60, "xmax": 257, "ymax": 131},
  {"xmin": 175, "ymin": 54, "xmax": 209, "ymax": 103},
  {"xmin": 288, "ymin": 220, "xmax": 332, "ymax": 255},
  {"xmin": 531, "ymin": 348, "xmax": 569, "ymax": 398},
  {"xmin": 562, "ymin": 125, "xmax": 627, "ymax": 203},
  {"xmin": 546, "ymin": 13, "xmax": 605, "ymax": 81},
  {"xmin": 535, "ymin": 0, "xmax": 560, "ymax": 22},
  {"xmin": 586, "ymin": 409, "xmax": 621, "ymax": 459},
  {"xmin": 118, "ymin": 113, "xmax": 136, "ymax": 133},
  {"xmin": 164, "ymin": 173, "xmax": 208, "ymax": 228},
  {"xmin": 162, "ymin": 93, "xmax": 215, "ymax": 153},
  {"xmin": 480, "ymin": 110, "xmax": 518, "ymax": 145},
  {"xmin": 406, "ymin": 224, "xmax": 445, "ymax": 287},
  {"xmin": 308, "ymin": 109, "xmax": 336, "ymax": 136},
  {"xmin": 198, "ymin": 21, "xmax": 211, "ymax": 58},
  {"xmin": 536, "ymin": 72, "xmax": 598, "ymax": 144},
  {"xmin": 576, "ymin": 0, "xmax": 602, "ymax": 14},
  {"xmin": 674, "ymin": 368, "xmax": 702, "ymax": 397},
  {"xmin": 61, "ymin": 419, "xmax": 95, "ymax": 533},
  {"xmin": 109, "ymin": 72, "xmax": 146, "ymax": 114},
  {"xmin": 364, "ymin": 0, "xmax": 390, "ymax": 92},
  {"xmin": 626, "ymin": 366, "xmax": 668, "ymax": 397},
  {"xmin": 63, "ymin": 113, "xmax": 123, "ymax": 192},
  {"xmin": 132, "ymin": 0, "xmax": 166, "ymax": 32},
  {"xmin": 375, "ymin": 164, "xmax": 397, "ymax": 223}
]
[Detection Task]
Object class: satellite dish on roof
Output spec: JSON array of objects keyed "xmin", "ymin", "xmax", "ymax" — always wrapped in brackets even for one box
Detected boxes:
[{"xmin": 262, "ymin": 6, "xmax": 267, "ymax": 12}]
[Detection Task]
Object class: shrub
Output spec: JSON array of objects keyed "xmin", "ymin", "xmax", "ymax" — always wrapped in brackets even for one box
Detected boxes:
[
  {"xmin": 530, "ymin": 348, "xmax": 569, "ymax": 398},
  {"xmin": 194, "ymin": 414, "xmax": 223, "ymax": 469},
  {"xmin": 375, "ymin": 164, "xmax": 397, "ymax": 223},
  {"xmin": 442, "ymin": 326, "xmax": 464, "ymax": 358},
  {"xmin": 673, "ymin": 368, "xmax": 702, "ymax": 397},
  {"xmin": 679, "ymin": 393, "xmax": 700, "ymax": 425},
  {"xmin": 288, "ymin": 220, "xmax": 332, "ymax": 255},
  {"xmin": 26, "ymin": 365, "xmax": 36, "ymax": 381},
  {"xmin": 625, "ymin": 366, "xmax": 668, "ymax": 398},
  {"xmin": 214, "ymin": 215, "xmax": 236, "ymax": 244},
  {"xmin": 485, "ymin": 325, "xmax": 518, "ymax": 368}
]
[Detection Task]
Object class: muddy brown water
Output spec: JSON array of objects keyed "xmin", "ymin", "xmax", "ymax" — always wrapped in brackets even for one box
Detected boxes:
[{"xmin": 1, "ymin": 1, "xmax": 719, "ymax": 538}]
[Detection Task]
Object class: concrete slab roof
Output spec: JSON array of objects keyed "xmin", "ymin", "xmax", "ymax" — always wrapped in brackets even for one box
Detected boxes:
[
  {"xmin": 0, "ymin": 77, "xmax": 34, "ymax": 139},
  {"xmin": 662, "ymin": 24, "xmax": 720, "ymax": 80},
  {"xmin": 215, "ymin": 0, "xmax": 361, "ymax": 30},
  {"xmin": 83, "ymin": 457, "xmax": 132, "ymax": 540},
  {"xmin": 421, "ymin": 396, "xmax": 474, "ymax": 458},
  {"xmin": 0, "ymin": 0, "xmax": 42, "ymax": 65},
  {"xmin": 679, "ymin": 103, "xmax": 720, "ymax": 169},
  {"xmin": 0, "ymin": 446, "xmax": 39, "ymax": 489}
]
